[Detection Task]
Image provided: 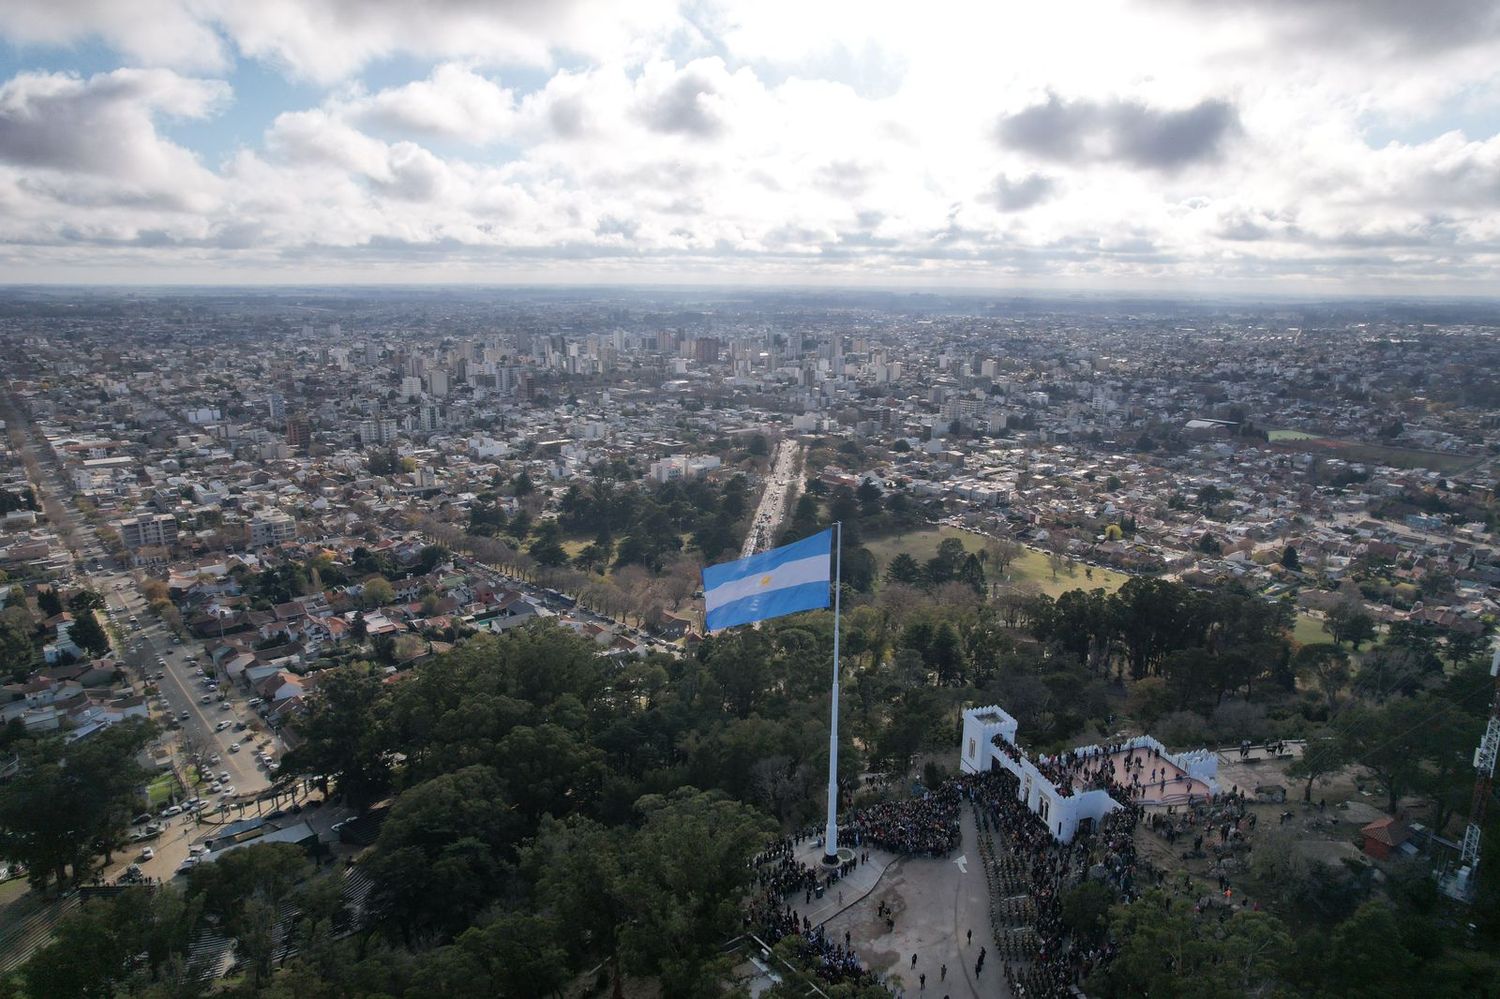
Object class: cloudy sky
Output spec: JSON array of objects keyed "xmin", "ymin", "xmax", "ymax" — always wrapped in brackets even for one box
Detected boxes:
[{"xmin": 2, "ymin": 0, "xmax": 1500, "ymax": 292}]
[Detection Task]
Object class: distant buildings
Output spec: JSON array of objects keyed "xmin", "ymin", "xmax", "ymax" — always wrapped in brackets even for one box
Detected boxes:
[{"xmin": 648, "ymin": 454, "xmax": 722, "ymax": 483}]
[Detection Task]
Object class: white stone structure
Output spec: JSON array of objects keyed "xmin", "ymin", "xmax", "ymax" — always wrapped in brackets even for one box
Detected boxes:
[{"xmin": 960, "ymin": 704, "xmax": 1220, "ymax": 844}]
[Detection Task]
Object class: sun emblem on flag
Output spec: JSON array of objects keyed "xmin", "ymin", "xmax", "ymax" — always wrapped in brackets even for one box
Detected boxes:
[{"xmin": 759, "ymin": 574, "xmax": 773, "ymax": 586}]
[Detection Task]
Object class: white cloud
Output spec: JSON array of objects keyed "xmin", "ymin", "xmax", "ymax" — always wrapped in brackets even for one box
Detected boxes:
[
  {"xmin": 2, "ymin": 1, "xmax": 1500, "ymax": 288},
  {"xmin": 0, "ymin": 69, "xmax": 226, "ymax": 212}
]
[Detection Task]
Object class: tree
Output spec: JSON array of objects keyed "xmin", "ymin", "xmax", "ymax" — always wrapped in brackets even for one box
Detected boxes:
[
  {"xmin": 1286, "ymin": 729, "xmax": 1351, "ymax": 803},
  {"xmin": 21, "ymin": 885, "xmax": 195, "ymax": 998},
  {"xmin": 1338, "ymin": 701, "xmax": 1427, "ymax": 814},
  {"xmin": 366, "ymin": 765, "xmax": 522, "ymax": 944},
  {"xmin": 67, "ymin": 589, "xmax": 105, "ymax": 613},
  {"xmin": 1294, "ymin": 643, "xmax": 1351, "ymax": 711},
  {"xmin": 36, "ymin": 587, "xmax": 63, "ymax": 618},
  {"xmin": 0, "ymin": 617, "xmax": 36, "ymax": 681},
  {"xmin": 885, "ymin": 552, "xmax": 922, "ymax": 586},
  {"xmin": 617, "ymin": 789, "xmax": 774, "ymax": 997},
  {"xmin": 843, "ymin": 546, "xmax": 877, "ymax": 593},
  {"xmin": 512, "ymin": 470, "xmax": 535, "ymax": 497},
  {"xmin": 1324, "ymin": 598, "xmax": 1375, "ymax": 650},
  {"xmin": 190, "ymin": 843, "xmax": 311, "ymax": 988},
  {"xmin": 0, "ymin": 719, "xmax": 155, "ymax": 891},
  {"xmin": 280, "ymin": 667, "xmax": 391, "ymax": 811},
  {"xmin": 452, "ymin": 912, "xmax": 570, "ymax": 999},
  {"xmin": 1320, "ymin": 902, "xmax": 1417, "ymax": 998},
  {"xmin": 1060, "ymin": 881, "xmax": 1115, "ymax": 939},
  {"xmin": 575, "ymin": 540, "xmax": 612, "ymax": 574},
  {"xmin": 68, "ymin": 610, "xmax": 110, "ymax": 657},
  {"xmin": 360, "ymin": 575, "xmax": 395, "ymax": 609},
  {"xmin": 525, "ymin": 814, "xmax": 631, "ymax": 996},
  {"xmin": 528, "ymin": 532, "xmax": 568, "ymax": 568}
]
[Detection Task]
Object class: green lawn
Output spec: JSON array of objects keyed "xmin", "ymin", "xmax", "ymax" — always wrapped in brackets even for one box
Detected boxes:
[
  {"xmin": 1267, "ymin": 429, "xmax": 1316, "ymax": 441},
  {"xmin": 864, "ymin": 526, "xmax": 1130, "ymax": 598},
  {"xmin": 1292, "ymin": 612, "xmax": 1328, "ymax": 646},
  {"xmin": 146, "ymin": 773, "xmax": 179, "ymax": 807}
]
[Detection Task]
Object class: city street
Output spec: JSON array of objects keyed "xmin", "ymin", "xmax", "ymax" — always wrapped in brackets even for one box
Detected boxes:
[{"xmin": 742, "ymin": 439, "xmax": 802, "ymax": 557}]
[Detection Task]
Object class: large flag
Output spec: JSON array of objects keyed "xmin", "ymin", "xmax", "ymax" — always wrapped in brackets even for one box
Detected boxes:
[{"xmin": 702, "ymin": 528, "xmax": 832, "ymax": 631}]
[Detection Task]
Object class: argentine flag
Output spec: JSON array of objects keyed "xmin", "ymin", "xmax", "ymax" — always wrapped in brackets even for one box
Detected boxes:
[{"xmin": 702, "ymin": 529, "xmax": 832, "ymax": 631}]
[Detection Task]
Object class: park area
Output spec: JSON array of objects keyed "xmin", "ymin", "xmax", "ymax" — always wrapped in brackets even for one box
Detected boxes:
[
  {"xmin": 1266, "ymin": 433, "xmax": 1477, "ymax": 473},
  {"xmin": 866, "ymin": 526, "xmax": 1130, "ymax": 598}
]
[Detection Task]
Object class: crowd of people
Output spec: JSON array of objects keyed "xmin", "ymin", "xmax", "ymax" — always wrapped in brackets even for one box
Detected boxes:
[
  {"xmin": 741, "ymin": 758, "xmax": 1173, "ymax": 997},
  {"xmin": 961, "ymin": 766, "xmax": 1151, "ymax": 998},
  {"xmin": 839, "ymin": 783, "xmax": 963, "ymax": 856}
]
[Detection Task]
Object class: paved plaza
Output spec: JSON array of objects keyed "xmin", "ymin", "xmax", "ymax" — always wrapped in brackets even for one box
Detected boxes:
[{"xmin": 787, "ymin": 807, "xmax": 1010, "ymax": 997}]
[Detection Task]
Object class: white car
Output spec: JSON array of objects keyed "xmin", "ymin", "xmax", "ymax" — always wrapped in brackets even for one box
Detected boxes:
[
  {"xmin": 228, "ymin": 743, "xmax": 240, "ymax": 753},
  {"xmin": 215, "ymin": 721, "xmax": 230, "ymax": 732},
  {"xmin": 161, "ymin": 804, "xmax": 182, "ymax": 817},
  {"xmin": 219, "ymin": 786, "xmax": 235, "ymax": 797},
  {"xmin": 219, "ymin": 771, "xmax": 230, "ymax": 782},
  {"xmin": 140, "ymin": 847, "xmax": 155, "ymax": 861}
]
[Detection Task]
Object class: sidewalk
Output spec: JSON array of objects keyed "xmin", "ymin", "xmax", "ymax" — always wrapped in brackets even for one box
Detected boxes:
[{"xmin": 789, "ymin": 841, "xmax": 895, "ymax": 928}]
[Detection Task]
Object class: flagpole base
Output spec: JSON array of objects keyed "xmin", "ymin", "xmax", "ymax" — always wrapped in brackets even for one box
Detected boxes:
[{"xmin": 821, "ymin": 847, "xmax": 854, "ymax": 870}]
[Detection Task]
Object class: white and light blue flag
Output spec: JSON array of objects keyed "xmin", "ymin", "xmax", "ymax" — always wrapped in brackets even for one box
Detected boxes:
[{"xmin": 702, "ymin": 529, "xmax": 832, "ymax": 631}]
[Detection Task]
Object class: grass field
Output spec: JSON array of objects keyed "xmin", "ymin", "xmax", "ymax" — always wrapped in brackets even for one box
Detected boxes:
[
  {"xmin": 865, "ymin": 526, "xmax": 1131, "ymax": 598},
  {"xmin": 1267, "ymin": 436, "xmax": 1476, "ymax": 473},
  {"xmin": 1292, "ymin": 612, "xmax": 1328, "ymax": 646},
  {"xmin": 146, "ymin": 773, "xmax": 179, "ymax": 807}
]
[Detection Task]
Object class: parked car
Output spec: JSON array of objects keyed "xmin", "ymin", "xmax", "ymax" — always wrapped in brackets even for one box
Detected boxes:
[
  {"xmin": 228, "ymin": 743, "xmax": 240, "ymax": 753},
  {"xmin": 161, "ymin": 805, "xmax": 182, "ymax": 817},
  {"xmin": 140, "ymin": 847, "xmax": 154, "ymax": 861}
]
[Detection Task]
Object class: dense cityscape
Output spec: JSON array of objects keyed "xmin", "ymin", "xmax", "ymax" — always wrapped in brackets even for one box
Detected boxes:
[{"xmin": 0, "ymin": 287, "xmax": 1496, "ymax": 997}]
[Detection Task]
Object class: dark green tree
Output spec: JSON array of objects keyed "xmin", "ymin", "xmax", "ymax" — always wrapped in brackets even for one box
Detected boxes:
[
  {"xmin": 280, "ymin": 666, "xmax": 392, "ymax": 811},
  {"xmin": 68, "ymin": 609, "xmax": 110, "ymax": 657}
]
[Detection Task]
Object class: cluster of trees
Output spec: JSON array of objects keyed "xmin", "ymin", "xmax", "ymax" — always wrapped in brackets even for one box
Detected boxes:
[
  {"xmin": 0, "ymin": 719, "xmax": 156, "ymax": 893},
  {"xmin": 1285, "ymin": 631, "xmax": 1492, "ymax": 819},
  {"xmin": 1, "ymin": 587, "xmax": 110, "ymax": 682},
  {"xmin": 1028, "ymin": 577, "xmax": 1295, "ymax": 689},
  {"xmin": 884, "ymin": 536, "xmax": 1003, "ymax": 596},
  {"xmin": 468, "ymin": 474, "xmax": 752, "ymax": 572},
  {"xmin": 254, "ymin": 621, "xmax": 839, "ymax": 995},
  {"xmin": 0, "ymin": 486, "xmax": 38, "ymax": 515},
  {"xmin": 236, "ymin": 546, "xmax": 448, "ymax": 610}
]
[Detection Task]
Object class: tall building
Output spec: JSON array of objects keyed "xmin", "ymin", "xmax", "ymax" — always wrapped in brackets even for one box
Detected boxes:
[
  {"xmin": 694, "ymin": 337, "xmax": 722, "ymax": 363},
  {"xmin": 114, "ymin": 513, "xmax": 179, "ymax": 550},
  {"xmin": 248, "ymin": 511, "xmax": 297, "ymax": 548},
  {"xmin": 267, "ymin": 391, "xmax": 286, "ymax": 420},
  {"xmin": 285, "ymin": 414, "xmax": 311, "ymax": 452}
]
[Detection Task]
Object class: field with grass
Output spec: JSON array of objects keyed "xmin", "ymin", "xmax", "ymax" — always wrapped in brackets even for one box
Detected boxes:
[
  {"xmin": 1267, "ymin": 435, "xmax": 1477, "ymax": 473},
  {"xmin": 146, "ymin": 773, "xmax": 179, "ymax": 807},
  {"xmin": 1291, "ymin": 612, "xmax": 1329, "ymax": 647},
  {"xmin": 865, "ymin": 526, "xmax": 1131, "ymax": 598}
]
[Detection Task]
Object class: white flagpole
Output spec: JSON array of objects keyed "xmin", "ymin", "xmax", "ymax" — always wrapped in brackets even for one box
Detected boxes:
[{"xmin": 822, "ymin": 521, "xmax": 843, "ymax": 867}]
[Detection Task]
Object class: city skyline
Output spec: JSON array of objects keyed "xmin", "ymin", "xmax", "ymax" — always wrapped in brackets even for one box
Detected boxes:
[{"xmin": 2, "ymin": 1, "xmax": 1500, "ymax": 293}]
